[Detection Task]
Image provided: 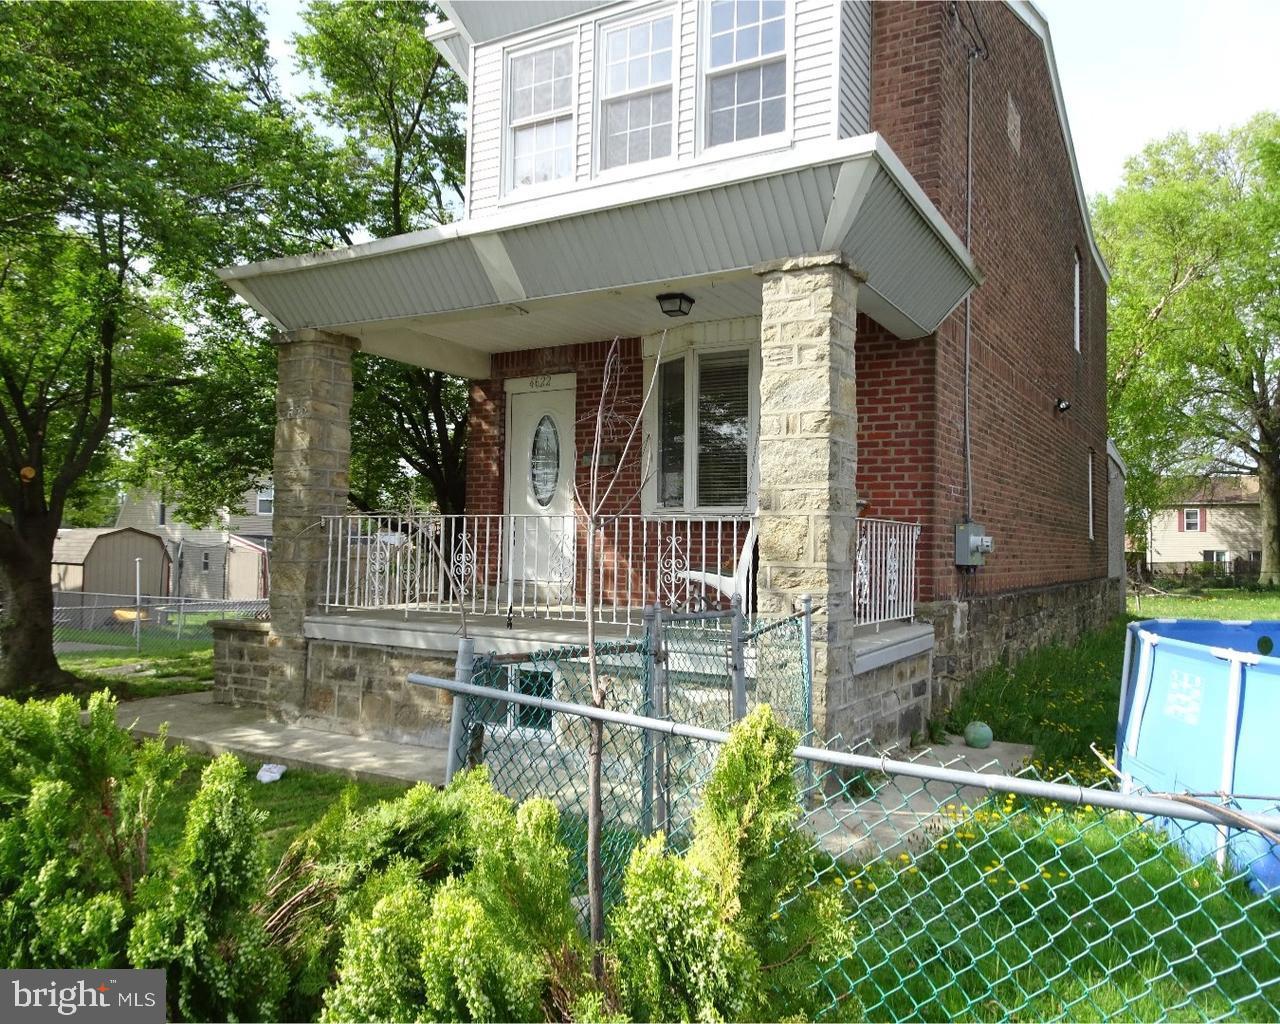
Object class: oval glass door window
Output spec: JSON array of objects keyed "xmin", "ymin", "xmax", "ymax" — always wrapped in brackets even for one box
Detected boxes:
[{"xmin": 530, "ymin": 414, "xmax": 560, "ymax": 507}]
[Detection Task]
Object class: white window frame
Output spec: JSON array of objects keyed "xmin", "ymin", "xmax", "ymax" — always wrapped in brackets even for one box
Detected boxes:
[
  {"xmin": 256, "ymin": 487, "xmax": 274, "ymax": 516},
  {"xmin": 501, "ymin": 34, "xmax": 577, "ymax": 198},
  {"xmin": 1183, "ymin": 507, "xmax": 1200, "ymax": 532},
  {"xmin": 594, "ymin": 5, "xmax": 678, "ymax": 178},
  {"xmin": 1073, "ymin": 249, "xmax": 1082, "ymax": 353},
  {"xmin": 1087, "ymin": 449, "xmax": 1094, "ymax": 540},
  {"xmin": 642, "ymin": 332, "xmax": 760, "ymax": 515},
  {"xmin": 1203, "ymin": 549, "xmax": 1228, "ymax": 566},
  {"xmin": 481, "ymin": 663, "xmax": 557, "ymax": 739},
  {"xmin": 201, "ymin": 551, "xmax": 210, "ymax": 572},
  {"xmin": 698, "ymin": 0, "xmax": 794, "ymax": 158}
]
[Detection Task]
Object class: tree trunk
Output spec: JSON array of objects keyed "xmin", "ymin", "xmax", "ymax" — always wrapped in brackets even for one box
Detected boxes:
[
  {"xmin": 0, "ymin": 518, "xmax": 75, "ymax": 694},
  {"xmin": 1258, "ymin": 460, "xmax": 1280, "ymax": 586}
]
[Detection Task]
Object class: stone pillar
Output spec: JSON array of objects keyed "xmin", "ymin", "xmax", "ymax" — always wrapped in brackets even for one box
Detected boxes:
[
  {"xmin": 754, "ymin": 253, "xmax": 861, "ymax": 742},
  {"xmin": 267, "ymin": 328, "xmax": 357, "ymax": 718}
]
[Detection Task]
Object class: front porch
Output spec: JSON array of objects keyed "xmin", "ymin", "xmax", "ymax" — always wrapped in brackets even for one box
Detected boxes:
[{"xmin": 218, "ymin": 138, "xmax": 977, "ymax": 747}]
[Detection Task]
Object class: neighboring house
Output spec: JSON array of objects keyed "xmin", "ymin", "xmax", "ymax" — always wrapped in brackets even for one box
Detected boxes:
[
  {"xmin": 1147, "ymin": 476, "xmax": 1262, "ymax": 575},
  {"xmin": 52, "ymin": 527, "xmax": 170, "ymax": 597},
  {"xmin": 116, "ymin": 486, "xmax": 272, "ymax": 601},
  {"xmin": 215, "ymin": 1, "xmax": 1114, "ymax": 749}
]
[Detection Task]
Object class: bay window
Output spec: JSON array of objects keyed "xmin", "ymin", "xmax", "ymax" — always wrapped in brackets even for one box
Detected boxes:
[
  {"xmin": 508, "ymin": 40, "xmax": 574, "ymax": 190},
  {"xmin": 656, "ymin": 348, "xmax": 754, "ymax": 510},
  {"xmin": 706, "ymin": 0, "xmax": 786, "ymax": 148},
  {"xmin": 600, "ymin": 12, "xmax": 674, "ymax": 170}
]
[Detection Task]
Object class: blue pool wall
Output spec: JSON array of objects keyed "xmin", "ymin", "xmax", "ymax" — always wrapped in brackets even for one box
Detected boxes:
[{"xmin": 1118, "ymin": 619, "xmax": 1280, "ymax": 894}]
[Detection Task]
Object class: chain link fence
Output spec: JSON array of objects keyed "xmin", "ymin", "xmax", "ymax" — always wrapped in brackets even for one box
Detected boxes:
[
  {"xmin": 412, "ymin": 610, "xmax": 1280, "ymax": 1022},
  {"xmin": 52, "ymin": 592, "xmax": 268, "ymax": 659}
]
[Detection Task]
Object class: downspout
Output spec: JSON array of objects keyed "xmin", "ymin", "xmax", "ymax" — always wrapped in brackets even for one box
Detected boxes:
[{"xmin": 963, "ymin": 48, "xmax": 974, "ymax": 521}]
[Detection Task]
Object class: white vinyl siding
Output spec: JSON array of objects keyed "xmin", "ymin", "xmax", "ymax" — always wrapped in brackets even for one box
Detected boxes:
[
  {"xmin": 791, "ymin": 0, "xmax": 837, "ymax": 142},
  {"xmin": 468, "ymin": 43, "xmax": 504, "ymax": 212},
  {"xmin": 464, "ymin": 0, "xmax": 853, "ymax": 214},
  {"xmin": 836, "ymin": 1, "xmax": 872, "ymax": 137}
]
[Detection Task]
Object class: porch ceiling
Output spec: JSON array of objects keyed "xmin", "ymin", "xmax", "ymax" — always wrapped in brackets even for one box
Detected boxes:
[{"xmin": 219, "ymin": 135, "xmax": 981, "ymax": 377}]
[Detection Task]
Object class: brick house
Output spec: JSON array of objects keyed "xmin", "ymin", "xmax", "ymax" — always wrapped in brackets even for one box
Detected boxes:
[{"xmin": 214, "ymin": 0, "xmax": 1118, "ymax": 748}]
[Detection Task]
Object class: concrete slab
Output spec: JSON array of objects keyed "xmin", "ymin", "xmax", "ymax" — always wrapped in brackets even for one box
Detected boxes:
[
  {"xmin": 116, "ymin": 691, "xmax": 447, "ymax": 787},
  {"xmin": 804, "ymin": 734, "xmax": 1035, "ymax": 863}
]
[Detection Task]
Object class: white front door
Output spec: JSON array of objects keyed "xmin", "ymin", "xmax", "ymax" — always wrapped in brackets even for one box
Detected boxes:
[{"xmin": 505, "ymin": 376, "xmax": 576, "ymax": 600}]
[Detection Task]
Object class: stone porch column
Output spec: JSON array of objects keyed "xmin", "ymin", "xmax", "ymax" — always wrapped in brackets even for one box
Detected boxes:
[
  {"xmin": 754, "ymin": 253, "xmax": 861, "ymax": 742},
  {"xmin": 268, "ymin": 328, "xmax": 357, "ymax": 718}
]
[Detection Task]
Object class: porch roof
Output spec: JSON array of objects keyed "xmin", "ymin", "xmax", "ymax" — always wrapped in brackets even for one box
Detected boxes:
[{"xmin": 219, "ymin": 135, "xmax": 980, "ymax": 377}]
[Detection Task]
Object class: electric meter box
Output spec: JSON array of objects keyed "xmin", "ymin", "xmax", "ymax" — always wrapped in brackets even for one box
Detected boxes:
[{"xmin": 955, "ymin": 522, "xmax": 995, "ymax": 567}]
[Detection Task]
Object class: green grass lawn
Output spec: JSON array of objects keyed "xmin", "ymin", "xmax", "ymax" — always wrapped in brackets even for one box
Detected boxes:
[
  {"xmin": 945, "ymin": 617, "xmax": 1128, "ymax": 782},
  {"xmin": 151, "ymin": 753, "xmax": 410, "ymax": 868},
  {"xmin": 62, "ymin": 648, "xmax": 216, "ymax": 701},
  {"xmin": 1128, "ymin": 585, "xmax": 1280, "ymax": 621},
  {"xmin": 835, "ymin": 800, "xmax": 1280, "ymax": 1021}
]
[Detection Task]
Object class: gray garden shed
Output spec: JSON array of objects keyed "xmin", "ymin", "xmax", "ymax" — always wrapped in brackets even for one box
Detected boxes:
[{"xmin": 51, "ymin": 527, "xmax": 170, "ymax": 596}]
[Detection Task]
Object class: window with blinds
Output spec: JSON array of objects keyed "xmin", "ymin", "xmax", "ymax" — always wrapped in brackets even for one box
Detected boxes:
[
  {"xmin": 696, "ymin": 351, "xmax": 749, "ymax": 506},
  {"xmin": 657, "ymin": 358, "xmax": 685, "ymax": 507}
]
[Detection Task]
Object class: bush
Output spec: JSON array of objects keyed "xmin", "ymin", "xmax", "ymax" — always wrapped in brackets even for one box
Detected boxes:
[
  {"xmin": 610, "ymin": 706, "xmax": 852, "ymax": 1022},
  {"xmin": 319, "ymin": 770, "xmax": 584, "ymax": 1023},
  {"xmin": 129, "ymin": 755, "xmax": 285, "ymax": 1022},
  {"xmin": 0, "ymin": 691, "xmax": 185, "ymax": 968}
]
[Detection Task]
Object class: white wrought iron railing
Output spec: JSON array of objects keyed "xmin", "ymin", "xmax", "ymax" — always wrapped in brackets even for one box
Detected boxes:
[
  {"xmin": 854, "ymin": 517, "xmax": 920, "ymax": 628},
  {"xmin": 322, "ymin": 513, "xmax": 755, "ymax": 627}
]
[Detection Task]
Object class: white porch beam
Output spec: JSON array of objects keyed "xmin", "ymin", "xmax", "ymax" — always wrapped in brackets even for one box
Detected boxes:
[
  {"xmin": 358, "ymin": 330, "xmax": 491, "ymax": 378},
  {"xmin": 469, "ymin": 234, "xmax": 527, "ymax": 303}
]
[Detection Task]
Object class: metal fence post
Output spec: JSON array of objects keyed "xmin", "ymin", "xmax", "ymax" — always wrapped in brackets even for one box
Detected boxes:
[
  {"xmin": 800, "ymin": 593, "xmax": 815, "ymax": 798},
  {"xmin": 652, "ymin": 605, "xmax": 668, "ymax": 834},
  {"xmin": 134, "ymin": 558, "xmax": 142, "ymax": 653},
  {"xmin": 730, "ymin": 593, "xmax": 747, "ymax": 721},
  {"xmin": 444, "ymin": 637, "xmax": 476, "ymax": 785},
  {"xmin": 640, "ymin": 604, "xmax": 656, "ymax": 835}
]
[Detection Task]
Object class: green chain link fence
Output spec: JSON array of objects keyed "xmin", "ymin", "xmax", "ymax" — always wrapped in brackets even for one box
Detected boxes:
[{"xmin": 425, "ymin": 613, "xmax": 1280, "ymax": 1022}]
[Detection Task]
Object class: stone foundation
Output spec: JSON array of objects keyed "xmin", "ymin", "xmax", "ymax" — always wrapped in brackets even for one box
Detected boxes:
[
  {"xmin": 213, "ymin": 620, "xmax": 454, "ymax": 745},
  {"xmin": 839, "ymin": 650, "xmax": 933, "ymax": 749},
  {"xmin": 923, "ymin": 575, "xmax": 1121, "ymax": 709}
]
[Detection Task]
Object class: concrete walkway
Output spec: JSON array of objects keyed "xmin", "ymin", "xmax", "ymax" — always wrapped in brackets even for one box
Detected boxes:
[
  {"xmin": 117, "ymin": 691, "xmax": 447, "ymax": 787},
  {"xmin": 805, "ymin": 736, "xmax": 1035, "ymax": 862}
]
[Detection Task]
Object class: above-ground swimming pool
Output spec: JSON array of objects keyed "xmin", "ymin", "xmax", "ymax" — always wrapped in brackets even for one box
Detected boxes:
[{"xmin": 1119, "ymin": 619, "xmax": 1280, "ymax": 893}]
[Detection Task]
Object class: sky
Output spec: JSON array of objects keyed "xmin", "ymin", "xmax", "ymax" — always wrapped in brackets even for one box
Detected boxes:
[{"xmin": 260, "ymin": 0, "xmax": 1280, "ymax": 201}]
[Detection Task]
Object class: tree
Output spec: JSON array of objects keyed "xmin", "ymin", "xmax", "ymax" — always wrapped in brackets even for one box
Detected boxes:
[
  {"xmin": 135, "ymin": 1, "xmax": 473, "ymax": 519},
  {"xmin": 1096, "ymin": 114, "xmax": 1280, "ymax": 581},
  {"xmin": 0, "ymin": 0, "xmax": 329, "ymax": 691},
  {"xmin": 294, "ymin": 0, "xmax": 471, "ymax": 514}
]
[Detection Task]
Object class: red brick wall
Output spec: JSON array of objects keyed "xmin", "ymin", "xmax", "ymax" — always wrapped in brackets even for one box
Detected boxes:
[
  {"xmin": 854, "ymin": 314, "xmax": 938, "ymax": 600},
  {"xmin": 869, "ymin": 0, "xmax": 1109, "ymax": 603}
]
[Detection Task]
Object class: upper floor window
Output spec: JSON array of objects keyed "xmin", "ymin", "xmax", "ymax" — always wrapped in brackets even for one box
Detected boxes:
[
  {"xmin": 256, "ymin": 487, "xmax": 274, "ymax": 516},
  {"xmin": 1182, "ymin": 507, "xmax": 1200, "ymax": 532},
  {"xmin": 1073, "ymin": 249, "xmax": 1082, "ymax": 353},
  {"xmin": 600, "ymin": 12, "xmax": 674, "ymax": 170},
  {"xmin": 706, "ymin": 0, "xmax": 786, "ymax": 148},
  {"xmin": 508, "ymin": 40, "xmax": 574, "ymax": 190},
  {"xmin": 201, "ymin": 551, "xmax": 210, "ymax": 572}
]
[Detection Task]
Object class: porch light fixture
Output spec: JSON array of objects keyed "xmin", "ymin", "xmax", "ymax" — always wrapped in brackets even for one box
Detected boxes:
[
  {"xmin": 1054, "ymin": 398, "xmax": 1072, "ymax": 414},
  {"xmin": 657, "ymin": 292, "xmax": 694, "ymax": 317}
]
